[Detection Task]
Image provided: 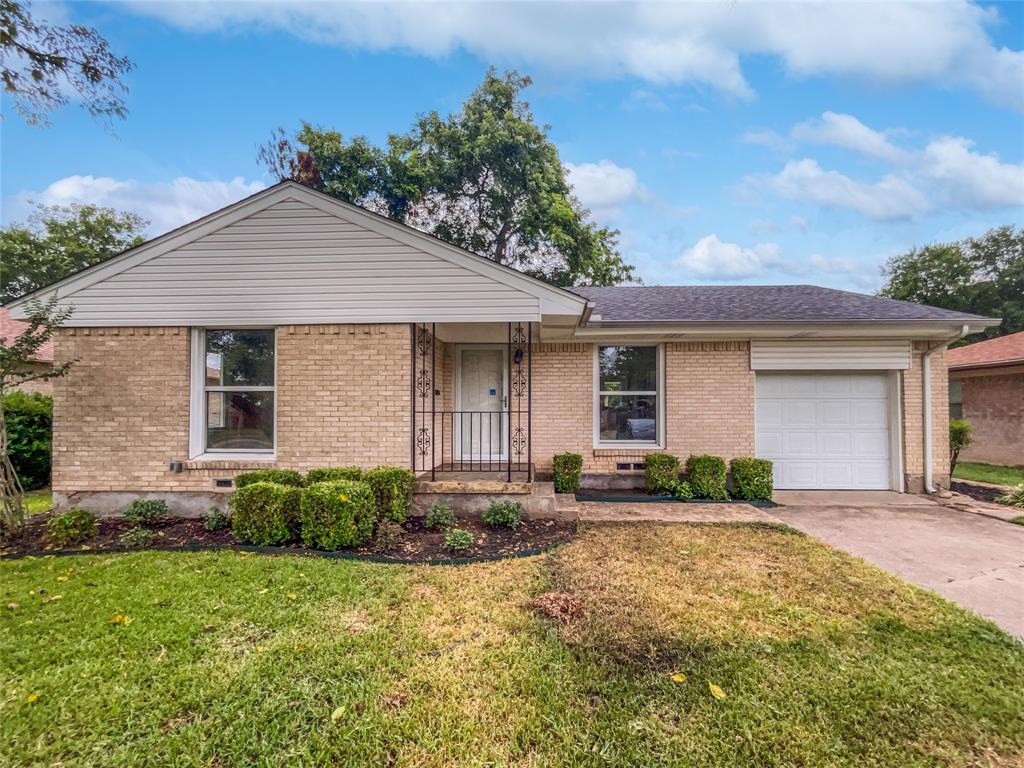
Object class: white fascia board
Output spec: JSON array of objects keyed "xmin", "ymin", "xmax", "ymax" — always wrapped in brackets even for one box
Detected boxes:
[{"xmin": 571, "ymin": 320, "xmax": 996, "ymax": 341}]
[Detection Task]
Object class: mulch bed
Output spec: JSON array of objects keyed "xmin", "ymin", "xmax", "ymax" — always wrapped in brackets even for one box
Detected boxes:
[
  {"xmin": 574, "ymin": 489, "xmax": 776, "ymax": 507},
  {"xmin": 951, "ymin": 481, "xmax": 1009, "ymax": 505},
  {"xmin": 0, "ymin": 514, "xmax": 577, "ymax": 563}
]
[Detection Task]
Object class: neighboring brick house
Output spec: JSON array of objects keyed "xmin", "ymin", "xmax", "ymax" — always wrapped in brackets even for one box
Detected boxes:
[
  {"xmin": 5, "ymin": 182, "xmax": 998, "ymax": 513},
  {"xmin": 948, "ymin": 331, "xmax": 1024, "ymax": 467},
  {"xmin": 0, "ymin": 307, "xmax": 55, "ymax": 396}
]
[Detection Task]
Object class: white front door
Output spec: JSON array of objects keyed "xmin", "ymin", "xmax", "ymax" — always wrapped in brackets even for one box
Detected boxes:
[
  {"xmin": 755, "ymin": 372, "xmax": 893, "ymax": 490},
  {"xmin": 456, "ymin": 347, "xmax": 507, "ymax": 461}
]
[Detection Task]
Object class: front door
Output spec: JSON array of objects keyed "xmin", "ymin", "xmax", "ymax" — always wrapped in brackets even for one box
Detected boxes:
[{"xmin": 456, "ymin": 347, "xmax": 507, "ymax": 461}]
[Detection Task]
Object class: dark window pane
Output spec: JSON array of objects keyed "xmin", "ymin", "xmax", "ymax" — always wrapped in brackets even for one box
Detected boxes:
[
  {"xmin": 205, "ymin": 329, "xmax": 274, "ymax": 387},
  {"xmin": 206, "ymin": 392, "xmax": 274, "ymax": 450},
  {"xmin": 599, "ymin": 394, "xmax": 657, "ymax": 442},
  {"xmin": 599, "ymin": 346, "xmax": 657, "ymax": 392}
]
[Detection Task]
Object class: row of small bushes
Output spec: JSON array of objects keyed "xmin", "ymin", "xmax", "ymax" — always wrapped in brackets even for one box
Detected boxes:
[
  {"xmin": 229, "ymin": 466, "xmax": 415, "ymax": 548},
  {"xmin": 646, "ymin": 453, "xmax": 773, "ymax": 501},
  {"xmin": 423, "ymin": 499, "xmax": 524, "ymax": 553}
]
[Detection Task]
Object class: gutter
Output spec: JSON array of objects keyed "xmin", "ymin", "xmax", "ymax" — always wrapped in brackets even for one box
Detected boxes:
[{"xmin": 922, "ymin": 324, "xmax": 970, "ymax": 493}]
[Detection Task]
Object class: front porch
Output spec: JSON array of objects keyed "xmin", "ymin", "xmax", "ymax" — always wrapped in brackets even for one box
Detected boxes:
[{"xmin": 410, "ymin": 321, "xmax": 535, "ymax": 483}]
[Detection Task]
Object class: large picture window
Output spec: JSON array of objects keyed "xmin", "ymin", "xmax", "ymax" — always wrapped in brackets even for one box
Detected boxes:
[
  {"xmin": 594, "ymin": 345, "xmax": 661, "ymax": 445},
  {"xmin": 193, "ymin": 329, "xmax": 275, "ymax": 454}
]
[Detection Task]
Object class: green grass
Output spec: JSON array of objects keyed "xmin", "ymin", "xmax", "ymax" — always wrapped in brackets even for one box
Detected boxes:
[
  {"xmin": 1011, "ymin": 517, "xmax": 1024, "ymax": 526},
  {"xmin": 953, "ymin": 461, "xmax": 1024, "ymax": 486},
  {"xmin": 23, "ymin": 490, "xmax": 51, "ymax": 517},
  {"xmin": 1, "ymin": 523, "xmax": 1022, "ymax": 767}
]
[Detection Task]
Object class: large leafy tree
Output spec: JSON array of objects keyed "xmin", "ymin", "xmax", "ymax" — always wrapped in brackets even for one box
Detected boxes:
[
  {"xmin": 259, "ymin": 69, "xmax": 635, "ymax": 286},
  {"xmin": 0, "ymin": 0, "xmax": 133, "ymax": 126},
  {"xmin": 1, "ymin": 203, "xmax": 148, "ymax": 304},
  {"xmin": 880, "ymin": 225, "xmax": 1023, "ymax": 339}
]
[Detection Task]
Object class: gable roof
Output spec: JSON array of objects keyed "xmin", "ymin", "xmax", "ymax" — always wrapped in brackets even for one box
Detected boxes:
[
  {"xmin": 572, "ymin": 285, "xmax": 995, "ymax": 325},
  {"xmin": 947, "ymin": 330, "xmax": 1024, "ymax": 370},
  {"xmin": 0, "ymin": 308, "xmax": 54, "ymax": 362},
  {"xmin": 4, "ymin": 181, "xmax": 588, "ymax": 325}
]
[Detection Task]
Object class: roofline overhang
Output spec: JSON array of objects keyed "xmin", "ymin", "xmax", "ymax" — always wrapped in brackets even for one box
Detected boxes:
[
  {"xmin": 571, "ymin": 318, "xmax": 999, "ymax": 340},
  {"xmin": 948, "ymin": 359, "xmax": 1024, "ymax": 372}
]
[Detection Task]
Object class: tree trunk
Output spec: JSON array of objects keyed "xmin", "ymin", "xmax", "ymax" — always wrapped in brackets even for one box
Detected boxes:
[{"xmin": 0, "ymin": 402, "xmax": 26, "ymax": 535}]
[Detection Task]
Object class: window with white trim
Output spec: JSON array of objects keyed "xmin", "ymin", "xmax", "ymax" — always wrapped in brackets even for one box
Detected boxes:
[
  {"xmin": 193, "ymin": 329, "xmax": 275, "ymax": 454},
  {"xmin": 594, "ymin": 345, "xmax": 662, "ymax": 445},
  {"xmin": 949, "ymin": 380, "xmax": 963, "ymax": 420}
]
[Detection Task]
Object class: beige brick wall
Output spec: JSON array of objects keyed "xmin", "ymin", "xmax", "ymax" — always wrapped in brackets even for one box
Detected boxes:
[
  {"xmin": 11, "ymin": 362, "xmax": 54, "ymax": 396},
  {"xmin": 52, "ymin": 324, "xmax": 410, "ymax": 494},
  {"xmin": 531, "ymin": 341, "xmax": 755, "ymax": 473},
  {"xmin": 902, "ymin": 344, "xmax": 951, "ymax": 492},
  {"xmin": 954, "ymin": 367, "xmax": 1024, "ymax": 467}
]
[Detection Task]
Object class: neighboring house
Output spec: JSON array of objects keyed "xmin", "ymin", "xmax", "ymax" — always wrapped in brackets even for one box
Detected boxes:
[
  {"xmin": 0, "ymin": 307, "xmax": 55, "ymax": 396},
  {"xmin": 5, "ymin": 182, "xmax": 998, "ymax": 513},
  {"xmin": 947, "ymin": 331, "xmax": 1024, "ymax": 467}
]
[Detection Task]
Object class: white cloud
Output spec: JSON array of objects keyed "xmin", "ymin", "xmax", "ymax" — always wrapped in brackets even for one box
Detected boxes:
[
  {"xmin": 124, "ymin": 1, "xmax": 1024, "ymax": 111},
  {"xmin": 920, "ymin": 137, "xmax": 1024, "ymax": 209},
  {"xmin": 740, "ymin": 129, "xmax": 790, "ymax": 152},
  {"xmin": 791, "ymin": 112, "xmax": 910, "ymax": 164},
  {"xmin": 623, "ymin": 88, "xmax": 668, "ymax": 112},
  {"xmin": 678, "ymin": 234, "xmax": 782, "ymax": 279},
  {"xmin": 759, "ymin": 159, "xmax": 929, "ymax": 220},
  {"xmin": 6, "ymin": 175, "xmax": 266, "ymax": 235},
  {"xmin": 565, "ymin": 160, "xmax": 650, "ymax": 214}
]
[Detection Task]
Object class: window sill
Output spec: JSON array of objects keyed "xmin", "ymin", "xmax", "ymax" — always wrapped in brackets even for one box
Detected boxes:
[
  {"xmin": 593, "ymin": 444, "xmax": 663, "ymax": 454},
  {"xmin": 189, "ymin": 452, "xmax": 276, "ymax": 463}
]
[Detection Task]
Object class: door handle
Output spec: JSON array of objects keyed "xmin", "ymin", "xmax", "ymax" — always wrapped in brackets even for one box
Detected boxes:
[{"xmin": 503, "ymin": 395, "xmax": 508, "ymax": 410}]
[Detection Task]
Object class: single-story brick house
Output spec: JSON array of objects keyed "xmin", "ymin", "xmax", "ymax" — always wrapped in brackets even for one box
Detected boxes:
[
  {"xmin": 5, "ymin": 182, "xmax": 998, "ymax": 513},
  {"xmin": 948, "ymin": 331, "xmax": 1024, "ymax": 467}
]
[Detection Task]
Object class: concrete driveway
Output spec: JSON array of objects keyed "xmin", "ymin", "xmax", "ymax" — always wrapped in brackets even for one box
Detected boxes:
[{"xmin": 773, "ymin": 492, "xmax": 1024, "ymax": 638}]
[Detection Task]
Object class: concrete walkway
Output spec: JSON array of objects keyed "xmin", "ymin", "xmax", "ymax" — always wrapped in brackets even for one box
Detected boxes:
[{"xmin": 774, "ymin": 498, "xmax": 1024, "ymax": 638}]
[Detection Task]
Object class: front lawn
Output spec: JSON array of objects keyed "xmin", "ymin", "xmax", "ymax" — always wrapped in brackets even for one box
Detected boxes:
[
  {"xmin": 2, "ymin": 523, "xmax": 1022, "ymax": 767},
  {"xmin": 953, "ymin": 461, "xmax": 1024, "ymax": 487},
  {"xmin": 23, "ymin": 490, "xmax": 51, "ymax": 516}
]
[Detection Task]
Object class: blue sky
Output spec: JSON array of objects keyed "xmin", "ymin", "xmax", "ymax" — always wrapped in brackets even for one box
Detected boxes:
[{"xmin": 2, "ymin": 1, "xmax": 1022, "ymax": 291}]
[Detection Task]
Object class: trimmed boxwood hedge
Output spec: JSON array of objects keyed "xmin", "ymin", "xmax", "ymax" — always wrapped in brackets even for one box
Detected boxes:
[
  {"xmin": 686, "ymin": 455, "xmax": 728, "ymax": 500},
  {"xmin": 730, "ymin": 458, "xmax": 774, "ymax": 502},
  {"xmin": 299, "ymin": 480, "xmax": 377, "ymax": 549},
  {"xmin": 3, "ymin": 392, "xmax": 52, "ymax": 491},
  {"xmin": 230, "ymin": 481, "xmax": 301, "ymax": 545},
  {"xmin": 645, "ymin": 454, "xmax": 680, "ymax": 495},
  {"xmin": 234, "ymin": 469, "xmax": 305, "ymax": 489},
  {"xmin": 363, "ymin": 467, "xmax": 415, "ymax": 523},
  {"xmin": 552, "ymin": 453, "xmax": 583, "ymax": 493},
  {"xmin": 306, "ymin": 467, "xmax": 363, "ymax": 484}
]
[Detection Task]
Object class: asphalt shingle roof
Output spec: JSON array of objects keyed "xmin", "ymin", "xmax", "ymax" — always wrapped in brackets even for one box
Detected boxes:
[
  {"xmin": 947, "ymin": 330, "xmax": 1024, "ymax": 369},
  {"xmin": 571, "ymin": 285, "xmax": 992, "ymax": 324}
]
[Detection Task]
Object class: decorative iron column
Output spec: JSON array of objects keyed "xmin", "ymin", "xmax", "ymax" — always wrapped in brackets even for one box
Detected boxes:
[
  {"xmin": 509, "ymin": 321, "xmax": 530, "ymax": 481},
  {"xmin": 411, "ymin": 323, "xmax": 435, "ymax": 479}
]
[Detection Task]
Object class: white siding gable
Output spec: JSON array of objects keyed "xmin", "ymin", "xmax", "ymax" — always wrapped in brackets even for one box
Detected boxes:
[
  {"xmin": 750, "ymin": 340, "xmax": 911, "ymax": 370},
  {"xmin": 9, "ymin": 184, "xmax": 586, "ymax": 326}
]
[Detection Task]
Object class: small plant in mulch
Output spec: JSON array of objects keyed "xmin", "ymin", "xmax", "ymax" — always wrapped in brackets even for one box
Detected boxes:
[
  {"xmin": 482, "ymin": 500, "xmax": 523, "ymax": 529},
  {"xmin": 123, "ymin": 499, "xmax": 167, "ymax": 527},
  {"xmin": 46, "ymin": 507, "xmax": 97, "ymax": 546},
  {"xmin": 374, "ymin": 520, "xmax": 404, "ymax": 553},
  {"xmin": 424, "ymin": 502, "xmax": 456, "ymax": 530},
  {"xmin": 203, "ymin": 507, "xmax": 231, "ymax": 532},
  {"xmin": 443, "ymin": 528, "xmax": 473, "ymax": 553},
  {"xmin": 119, "ymin": 526, "xmax": 155, "ymax": 548},
  {"xmin": 996, "ymin": 483, "xmax": 1024, "ymax": 511},
  {"xmin": 530, "ymin": 591, "xmax": 583, "ymax": 624},
  {"xmin": 671, "ymin": 481, "xmax": 693, "ymax": 501}
]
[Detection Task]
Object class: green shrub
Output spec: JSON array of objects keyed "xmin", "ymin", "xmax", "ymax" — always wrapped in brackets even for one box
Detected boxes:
[
  {"xmin": 686, "ymin": 455, "xmax": 728, "ymax": 500},
  {"xmin": 46, "ymin": 507, "xmax": 97, "ymax": 546},
  {"xmin": 671, "ymin": 481, "xmax": 693, "ymax": 501},
  {"xmin": 204, "ymin": 507, "xmax": 231, "ymax": 532},
  {"xmin": 374, "ymin": 520, "xmax": 404, "ymax": 553},
  {"xmin": 482, "ymin": 500, "xmax": 523, "ymax": 529},
  {"xmin": 118, "ymin": 526, "xmax": 154, "ymax": 548},
  {"xmin": 645, "ymin": 454, "xmax": 680, "ymax": 494},
  {"xmin": 230, "ymin": 482, "xmax": 300, "ymax": 546},
  {"xmin": 123, "ymin": 499, "xmax": 167, "ymax": 527},
  {"xmin": 363, "ymin": 467, "xmax": 415, "ymax": 523},
  {"xmin": 3, "ymin": 392, "xmax": 52, "ymax": 490},
  {"xmin": 552, "ymin": 453, "xmax": 583, "ymax": 493},
  {"xmin": 234, "ymin": 469, "xmax": 305, "ymax": 489},
  {"xmin": 949, "ymin": 419, "xmax": 973, "ymax": 476},
  {"xmin": 730, "ymin": 458, "xmax": 774, "ymax": 502},
  {"xmin": 299, "ymin": 480, "xmax": 377, "ymax": 549},
  {"xmin": 306, "ymin": 467, "xmax": 362, "ymax": 485},
  {"xmin": 996, "ymin": 483, "xmax": 1024, "ymax": 511},
  {"xmin": 424, "ymin": 501, "xmax": 456, "ymax": 530},
  {"xmin": 444, "ymin": 528, "xmax": 473, "ymax": 553}
]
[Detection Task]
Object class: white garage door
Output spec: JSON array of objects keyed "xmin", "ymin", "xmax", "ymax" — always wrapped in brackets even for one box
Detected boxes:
[{"xmin": 755, "ymin": 372, "xmax": 892, "ymax": 490}]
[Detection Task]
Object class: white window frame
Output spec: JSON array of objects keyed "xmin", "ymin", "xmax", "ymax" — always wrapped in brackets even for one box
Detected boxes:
[
  {"xmin": 593, "ymin": 343, "xmax": 665, "ymax": 448},
  {"xmin": 189, "ymin": 327, "xmax": 277, "ymax": 461}
]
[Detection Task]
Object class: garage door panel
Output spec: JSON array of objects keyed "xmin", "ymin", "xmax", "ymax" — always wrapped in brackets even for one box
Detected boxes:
[{"xmin": 756, "ymin": 372, "xmax": 892, "ymax": 490}]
